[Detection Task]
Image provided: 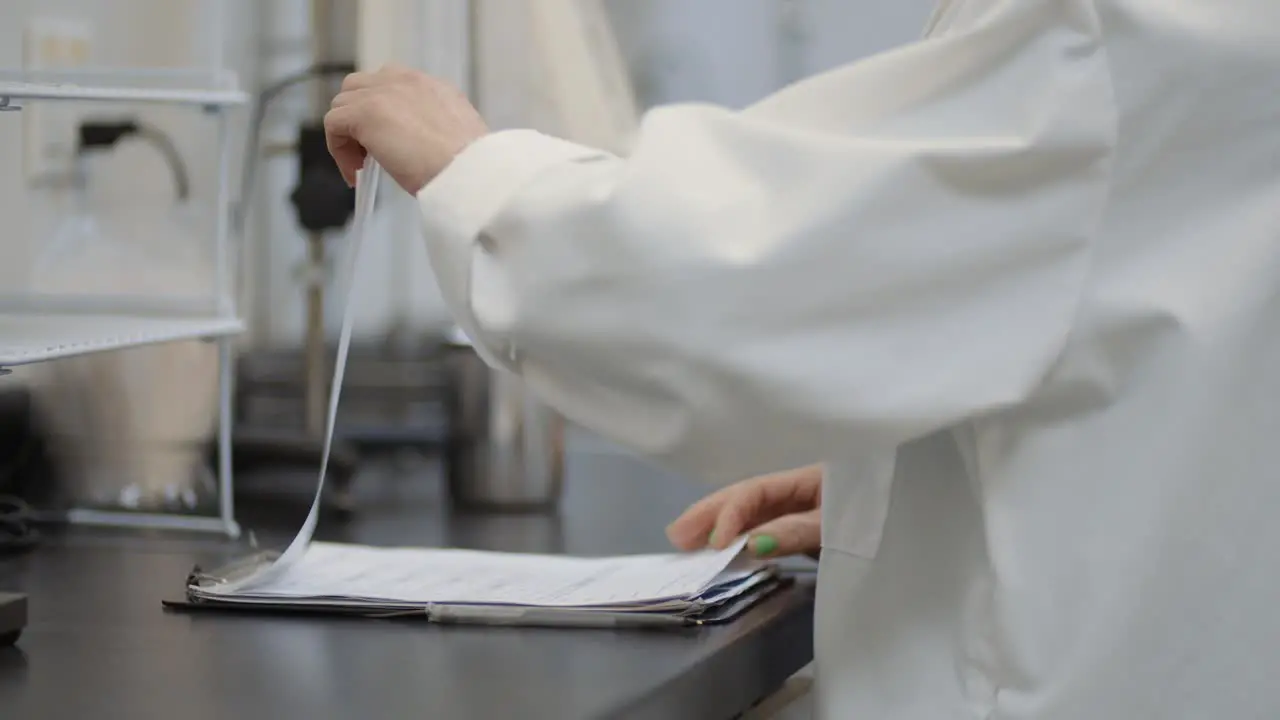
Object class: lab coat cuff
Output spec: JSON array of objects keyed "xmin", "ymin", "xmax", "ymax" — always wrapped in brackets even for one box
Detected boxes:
[
  {"xmin": 417, "ymin": 129, "xmax": 604, "ymax": 373},
  {"xmin": 419, "ymin": 129, "xmax": 603, "ymax": 233}
]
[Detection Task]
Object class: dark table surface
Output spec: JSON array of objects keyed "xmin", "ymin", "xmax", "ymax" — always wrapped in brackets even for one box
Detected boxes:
[{"xmin": 0, "ymin": 441, "xmax": 814, "ymax": 720}]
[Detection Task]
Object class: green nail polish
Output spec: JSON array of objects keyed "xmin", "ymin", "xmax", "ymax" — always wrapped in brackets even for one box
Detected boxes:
[
  {"xmin": 707, "ymin": 530, "xmax": 717, "ymax": 546},
  {"xmin": 752, "ymin": 535, "xmax": 779, "ymax": 557}
]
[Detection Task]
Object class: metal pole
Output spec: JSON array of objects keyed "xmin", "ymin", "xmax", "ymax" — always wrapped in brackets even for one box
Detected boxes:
[
  {"xmin": 312, "ymin": 0, "xmax": 336, "ymax": 110},
  {"xmin": 303, "ymin": 231, "xmax": 327, "ymax": 437},
  {"xmin": 302, "ymin": 0, "xmax": 336, "ymax": 439},
  {"xmin": 217, "ymin": 335, "xmax": 240, "ymax": 538},
  {"xmin": 214, "ymin": 109, "xmax": 240, "ymax": 537}
]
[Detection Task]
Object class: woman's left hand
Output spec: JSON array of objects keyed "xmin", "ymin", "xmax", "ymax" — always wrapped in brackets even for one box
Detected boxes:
[
  {"xmin": 667, "ymin": 465, "xmax": 823, "ymax": 559},
  {"xmin": 324, "ymin": 64, "xmax": 489, "ymax": 194}
]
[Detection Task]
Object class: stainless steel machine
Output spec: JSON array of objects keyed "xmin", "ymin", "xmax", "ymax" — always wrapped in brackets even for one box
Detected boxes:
[{"xmin": 442, "ymin": 330, "xmax": 565, "ymax": 512}]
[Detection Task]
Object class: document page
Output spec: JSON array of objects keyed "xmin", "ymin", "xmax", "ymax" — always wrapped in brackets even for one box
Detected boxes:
[
  {"xmin": 205, "ymin": 161, "xmax": 382, "ymax": 595},
  {"xmin": 208, "ymin": 538, "xmax": 751, "ymax": 608}
]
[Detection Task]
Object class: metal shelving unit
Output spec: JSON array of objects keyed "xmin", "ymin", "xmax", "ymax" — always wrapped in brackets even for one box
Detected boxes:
[{"xmin": 0, "ymin": 67, "xmax": 248, "ymax": 537}]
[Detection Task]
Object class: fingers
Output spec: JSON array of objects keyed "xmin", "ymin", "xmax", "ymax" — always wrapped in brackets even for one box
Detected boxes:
[
  {"xmin": 322, "ymin": 105, "xmax": 366, "ymax": 187},
  {"xmin": 708, "ymin": 466, "xmax": 821, "ymax": 549},
  {"xmin": 340, "ymin": 71, "xmax": 375, "ymax": 93},
  {"xmin": 329, "ymin": 86, "xmax": 372, "ymax": 108},
  {"xmin": 339, "ymin": 63, "xmax": 417, "ymax": 94},
  {"xmin": 328, "ymin": 66, "xmax": 440, "ymax": 190},
  {"xmin": 666, "ymin": 465, "xmax": 822, "ymax": 551},
  {"xmin": 745, "ymin": 509, "xmax": 821, "ymax": 558},
  {"xmin": 666, "ymin": 483, "xmax": 741, "ymax": 550}
]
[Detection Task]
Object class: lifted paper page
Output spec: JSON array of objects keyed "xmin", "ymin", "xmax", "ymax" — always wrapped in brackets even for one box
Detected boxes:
[
  {"xmin": 219, "ymin": 538, "xmax": 751, "ymax": 607},
  {"xmin": 205, "ymin": 160, "xmax": 382, "ymax": 595}
]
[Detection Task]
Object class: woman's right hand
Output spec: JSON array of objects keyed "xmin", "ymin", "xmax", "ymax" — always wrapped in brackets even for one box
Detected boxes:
[{"xmin": 666, "ymin": 465, "xmax": 823, "ymax": 559}]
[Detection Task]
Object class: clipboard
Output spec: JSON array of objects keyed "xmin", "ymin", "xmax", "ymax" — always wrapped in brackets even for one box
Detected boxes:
[{"xmin": 162, "ymin": 571, "xmax": 791, "ymax": 629}]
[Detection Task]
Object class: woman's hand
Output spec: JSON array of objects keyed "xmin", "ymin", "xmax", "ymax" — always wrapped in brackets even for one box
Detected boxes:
[
  {"xmin": 666, "ymin": 465, "xmax": 823, "ymax": 559},
  {"xmin": 324, "ymin": 64, "xmax": 489, "ymax": 194}
]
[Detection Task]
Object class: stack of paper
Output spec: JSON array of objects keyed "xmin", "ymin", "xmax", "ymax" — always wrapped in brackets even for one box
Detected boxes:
[
  {"xmin": 173, "ymin": 162, "xmax": 783, "ymax": 629},
  {"xmin": 186, "ymin": 538, "xmax": 779, "ymax": 627}
]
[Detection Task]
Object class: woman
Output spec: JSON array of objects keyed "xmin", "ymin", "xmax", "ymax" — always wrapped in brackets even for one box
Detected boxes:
[{"xmin": 324, "ymin": 1, "xmax": 1280, "ymax": 717}]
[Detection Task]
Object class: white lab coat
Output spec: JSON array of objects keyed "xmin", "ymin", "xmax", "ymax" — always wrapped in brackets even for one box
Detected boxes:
[{"xmin": 417, "ymin": 1, "xmax": 1280, "ymax": 717}]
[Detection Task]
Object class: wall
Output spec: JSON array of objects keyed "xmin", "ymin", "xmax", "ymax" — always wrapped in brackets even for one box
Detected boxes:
[
  {"xmin": 800, "ymin": 0, "xmax": 937, "ymax": 75},
  {"xmin": 606, "ymin": 0, "xmax": 784, "ymax": 109},
  {"xmin": 605, "ymin": 0, "xmax": 935, "ymax": 109}
]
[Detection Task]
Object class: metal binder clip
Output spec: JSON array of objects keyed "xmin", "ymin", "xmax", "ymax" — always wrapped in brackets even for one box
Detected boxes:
[
  {"xmin": 189, "ymin": 551, "xmax": 280, "ymax": 589},
  {"xmin": 0, "ymin": 96, "xmax": 20, "ymax": 112}
]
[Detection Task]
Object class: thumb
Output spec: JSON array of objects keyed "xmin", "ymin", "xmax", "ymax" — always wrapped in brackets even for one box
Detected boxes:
[{"xmin": 744, "ymin": 509, "xmax": 822, "ymax": 559}]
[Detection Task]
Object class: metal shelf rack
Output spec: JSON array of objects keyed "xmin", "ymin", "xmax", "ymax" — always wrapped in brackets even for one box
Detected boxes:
[{"xmin": 0, "ymin": 67, "xmax": 248, "ymax": 537}]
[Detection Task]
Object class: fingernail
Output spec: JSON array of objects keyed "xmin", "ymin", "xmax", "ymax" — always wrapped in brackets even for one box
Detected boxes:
[
  {"xmin": 707, "ymin": 530, "xmax": 717, "ymax": 547},
  {"xmin": 750, "ymin": 535, "xmax": 779, "ymax": 557}
]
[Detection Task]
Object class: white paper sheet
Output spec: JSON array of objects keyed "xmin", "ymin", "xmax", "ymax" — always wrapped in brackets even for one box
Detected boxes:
[
  {"xmin": 208, "ymin": 160, "xmax": 382, "ymax": 595},
  {"xmin": 206, "ymin": 537, "xmax": 751, "ymax": 608}
]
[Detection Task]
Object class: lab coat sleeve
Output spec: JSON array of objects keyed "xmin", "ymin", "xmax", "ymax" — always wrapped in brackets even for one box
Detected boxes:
[{"xmin": 418, "ymin": 0, "xmax": 1117, "ymax": 484}]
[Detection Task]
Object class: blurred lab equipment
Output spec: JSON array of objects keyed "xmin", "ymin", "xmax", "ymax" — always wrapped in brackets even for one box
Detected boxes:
[
  {"xmin": 0, "ymin": 68, "xmax": 246, "ymax": 537},
  {"xmin": 0, "ymin": 497, "xmax": 37, "ymax": 555},
  {"xmin": 0, "ymin": 592, "xmax": 26, "ymax": 648},
  {"xmin": 236, "ymin": 83, "xmax": 450, "ymax": 456},
  {"xmin": 228, "ymin": 12, "xmax": 364, "ymax": 511},
  {"xmin": 230, "ymin": 0, "xmax": 463, "ymax": 515},
  {"xmin": 0, "ymin": 385, "xmax": 47, "ymax": 553},
  {"xmin": 25, "ymin": 119, "xmax": 219, "ymax": 514},
  {"xmin": 444, "ymin": 329, "xmax": 565, "ymax": 512},
  {"xmin": 236, "ymin": 339, "xmax": 449, "ymax": 450},
  {"xmin": 231, "ymin": 0, "xmax": 641, "ymax": 516}
]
